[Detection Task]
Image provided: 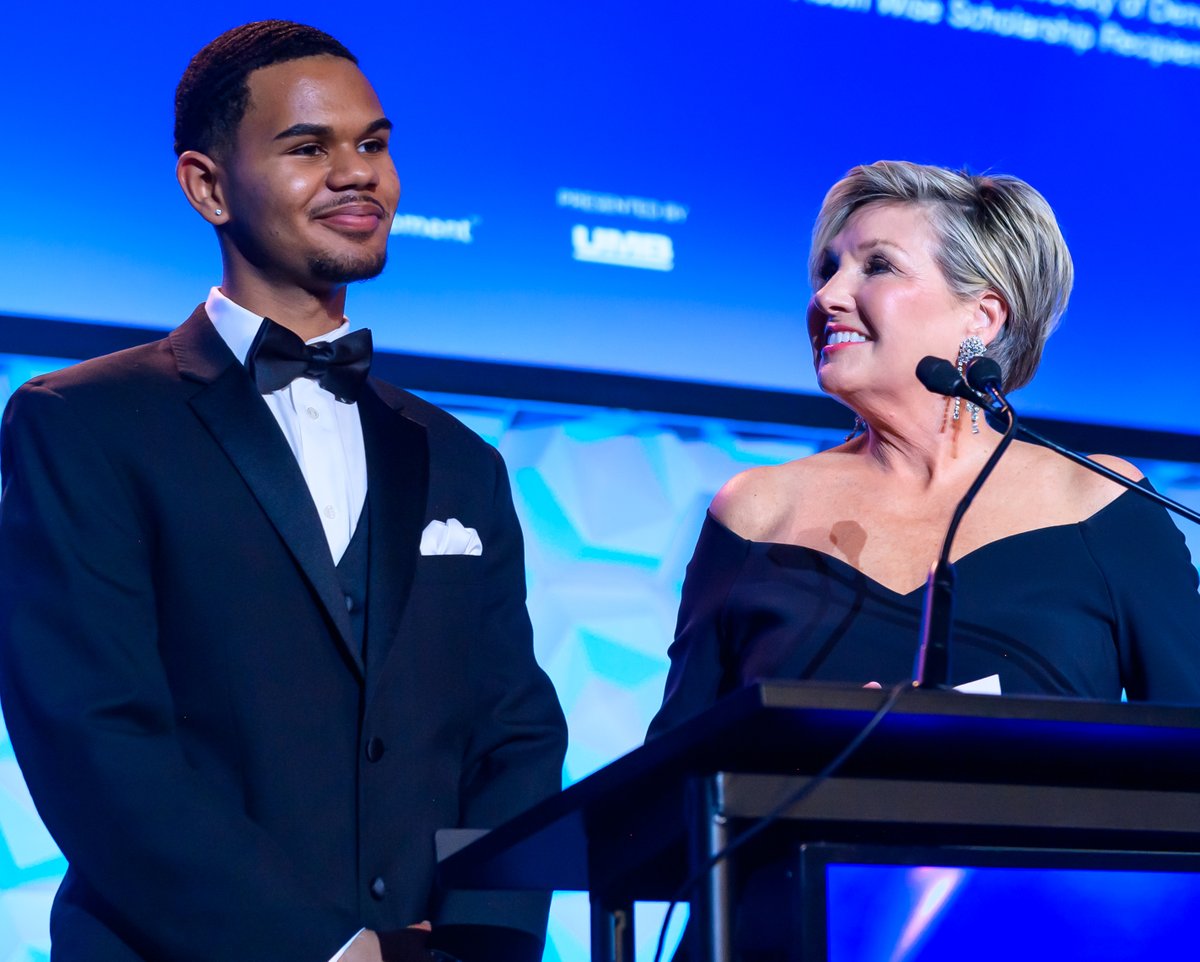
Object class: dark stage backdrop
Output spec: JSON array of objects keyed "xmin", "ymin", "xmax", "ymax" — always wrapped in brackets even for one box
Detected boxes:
[{"xmin": 2, "ymin": 1, "xmax": 1199, "ymax": 437}]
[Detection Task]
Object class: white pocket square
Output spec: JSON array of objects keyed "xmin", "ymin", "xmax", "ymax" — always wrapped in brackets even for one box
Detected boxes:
[{"xmin": 420, "ymin": 518, "xmax": 483, "ymax": 556}]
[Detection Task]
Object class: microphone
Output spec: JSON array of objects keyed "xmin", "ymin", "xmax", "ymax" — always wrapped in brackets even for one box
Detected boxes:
[
  {"xmin": 965, "ymin": 356, "xmax": 1012, "ymax": 432},
  {"xmin": 964, "ymin": 356, "xmax": 1003, "ymax": 396},
  {"xmin": 915, "ymin": 356, "xmax": 991, "ymax": 409}
]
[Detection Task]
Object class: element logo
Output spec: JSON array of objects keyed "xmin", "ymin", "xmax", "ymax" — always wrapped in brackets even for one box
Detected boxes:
[
  {"xmin": 390, "ymin": 214, "xmax": 478, "ymax": 243},
  {"xmin": 571, "ymin": 225, "xmax": 674, "ymax": 272}
]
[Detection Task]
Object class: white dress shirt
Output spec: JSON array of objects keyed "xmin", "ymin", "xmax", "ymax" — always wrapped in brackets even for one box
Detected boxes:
[{"xmin": 205, "ymin": 287, "xmax": 367, "ymax": 564}]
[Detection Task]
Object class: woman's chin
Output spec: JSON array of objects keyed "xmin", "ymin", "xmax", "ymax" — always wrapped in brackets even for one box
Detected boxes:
[{"xmin": 816, "ymin": 367, "xmax": 860, "ymax": 399}]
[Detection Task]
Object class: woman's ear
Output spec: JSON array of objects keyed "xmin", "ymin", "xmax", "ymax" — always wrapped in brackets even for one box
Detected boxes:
[{"xmin": 974, "ymin": 289, "xmax": 1008, "ymax": 347}]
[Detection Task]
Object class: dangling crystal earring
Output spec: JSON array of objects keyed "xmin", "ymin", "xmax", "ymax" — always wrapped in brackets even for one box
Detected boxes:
[
  {"xmin": 844, "ymin": 414, "xmax": 867, "ymax": 442},
  {"xmin": 953, "ymin": 335, "xmax": 986, "ymax": 433}
]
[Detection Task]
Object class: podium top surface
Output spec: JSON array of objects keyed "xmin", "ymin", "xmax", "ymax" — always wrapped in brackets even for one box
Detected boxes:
[{"xmin": 438, "ymin": 681, "xmax": 1200, "ymax": 895}]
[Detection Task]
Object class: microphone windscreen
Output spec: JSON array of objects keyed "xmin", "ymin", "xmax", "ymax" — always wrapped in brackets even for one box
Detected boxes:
[
  {"xmin": 916, "ymin": 356, "xmax": 964, "ymax": 398},
  {"xmin": 965, "ymin": 357, "xmax": 1004, "ymax": 393}
]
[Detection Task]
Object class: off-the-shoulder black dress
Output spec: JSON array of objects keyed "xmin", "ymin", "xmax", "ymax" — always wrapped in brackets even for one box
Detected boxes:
[{"xmin": 649, "ymin": 486, "xmax": 1200, "ymax": 737}]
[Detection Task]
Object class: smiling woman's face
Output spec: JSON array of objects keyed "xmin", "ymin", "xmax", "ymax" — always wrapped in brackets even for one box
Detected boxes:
[{"xmin": 806, "ymin": 201, "xmax": 978, "ymax": 406}]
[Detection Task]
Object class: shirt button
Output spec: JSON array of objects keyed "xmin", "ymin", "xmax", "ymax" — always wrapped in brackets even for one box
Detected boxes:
[
  {"xmin": 366, "ymin": 737, "xmax": 385, "ymax": 762},
  {"xmin": 307, "ymin": 406, "xmax": 319, "ymax": 419},
  {"xmin": 369, "ymin": 876, "xmax": 386, "ymax": 901},
  {"xmin": 324, "ymin": 505, "xmax": 336, "ymax": 519},
  {"xmin": 345, "ymin": 595, "xmax": 355, "ymax": 612}
]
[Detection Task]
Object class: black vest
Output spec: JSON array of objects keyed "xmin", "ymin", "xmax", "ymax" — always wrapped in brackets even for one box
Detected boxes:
[{"xmin": 336, "ymin": 503, "xmax": 369, "ymax": 659}]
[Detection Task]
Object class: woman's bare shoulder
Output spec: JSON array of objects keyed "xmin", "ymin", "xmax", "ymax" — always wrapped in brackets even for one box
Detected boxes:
[
  {"xmin": 1085, "ymin": 453, "xmax": 1144, "ymax": 482},
  {"xmin": 710, "ymin": 449, "xmax": 847, "ymax": 539},
  {"xmin": 1008, "ymin": 443, "xmax": 1144, "ymax": 520},
  {"xmin": 1075, "ymin": 453, "xmax": 1145, "ymax": 515}
]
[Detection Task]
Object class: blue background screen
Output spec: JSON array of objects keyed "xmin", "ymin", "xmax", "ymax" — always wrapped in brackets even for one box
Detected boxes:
[{"xmin": 3, "ymin": 1, "xmax": 1199, "ymax": 433}]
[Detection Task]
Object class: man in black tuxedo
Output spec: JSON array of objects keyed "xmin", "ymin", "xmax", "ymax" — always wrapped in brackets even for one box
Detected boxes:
[{"xmin": 0, "ymin": 21, "xmax": 566, "ymax": 962}]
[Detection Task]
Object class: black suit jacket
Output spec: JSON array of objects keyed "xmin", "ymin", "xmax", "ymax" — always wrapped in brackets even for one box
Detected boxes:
[{"xmin": 0, "ymin": 307, "xmax": 567, "ymax": 962}]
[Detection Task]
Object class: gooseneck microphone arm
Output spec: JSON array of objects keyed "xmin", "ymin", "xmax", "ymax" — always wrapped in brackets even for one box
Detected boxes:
[
  {"xmin": 914, "ymin": 353, "xmax": 1200, "ymax": 691},
  {"xmin": 913, "ymin": 356, "xmax": 1018, "ymax": 689},
  {"xmin": 1016, "ymin": 424, "xmax": 1200, "ymax": 525},
  {"xmin": 962, "ymin": 359, "xmax": 1200, "ymax": 527}
]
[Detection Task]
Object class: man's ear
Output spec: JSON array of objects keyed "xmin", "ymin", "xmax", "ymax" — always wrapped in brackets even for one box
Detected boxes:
[
  {"xmin": 176, "ymin": 150, "xmax": 227, "ymax": 224},
  {"xmin": 974, "ymin": 289, "xmax": 1008, "ymax": 347}
]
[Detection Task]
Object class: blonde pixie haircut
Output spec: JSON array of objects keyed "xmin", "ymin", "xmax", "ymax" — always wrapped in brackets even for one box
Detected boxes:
[{"xmin": 809, "ymin": 160, "xmax": 1074, "ymax": 391}]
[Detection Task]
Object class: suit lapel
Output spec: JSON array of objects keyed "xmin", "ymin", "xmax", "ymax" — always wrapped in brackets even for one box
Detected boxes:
[
  {"xmin": 358, "ymin": 383, "xmax": 429, "ymax": 682},
  {"xmin": 170, "ymin": 309, "xmax": 361, "ymax": 674}
]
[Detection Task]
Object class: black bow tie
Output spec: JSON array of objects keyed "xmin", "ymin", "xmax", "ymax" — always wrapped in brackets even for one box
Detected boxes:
[{"xmin": 246, "ymin": 318, "xmax": 373, "ymax": 403}]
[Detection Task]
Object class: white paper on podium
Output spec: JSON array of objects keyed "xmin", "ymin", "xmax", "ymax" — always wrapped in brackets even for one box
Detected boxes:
[{"xmin": 954, "ymin": 674, "xmax": 1002, "ymax": 695}]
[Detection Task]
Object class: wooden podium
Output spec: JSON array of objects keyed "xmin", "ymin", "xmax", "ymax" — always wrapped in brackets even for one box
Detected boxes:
[{"xmin": 437, "ymin": 682, "xmax": 1200, "ymax": 961}]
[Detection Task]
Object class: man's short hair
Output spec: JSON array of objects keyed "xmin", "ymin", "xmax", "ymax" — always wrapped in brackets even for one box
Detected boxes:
[{"xmin": 174, "ymin": 20, "xmax": 357, "ymax": 159}]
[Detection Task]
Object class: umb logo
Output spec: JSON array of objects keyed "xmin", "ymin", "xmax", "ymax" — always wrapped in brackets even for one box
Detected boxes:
[{"xmin": 571, "ymin": 225, "xmax": 674, "ymax": 272}]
